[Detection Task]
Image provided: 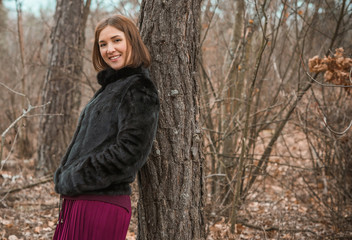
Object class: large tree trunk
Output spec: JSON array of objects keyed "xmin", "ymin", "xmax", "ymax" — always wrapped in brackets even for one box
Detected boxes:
[
  {"xmin": 36, "ymin": 0, "xmax": 91, "ymax": 174},
  {"xmin": 137, "ymin": 1, "xmax": 205, "ymax": 239}
]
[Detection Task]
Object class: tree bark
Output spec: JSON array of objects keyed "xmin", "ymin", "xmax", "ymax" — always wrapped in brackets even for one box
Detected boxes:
[
  {"xmin": 137, "ymin": 1, "xmax": 205, "ymax": 239},
  {"xmin": 36, "ymin": 0, "xmax": 91, "ymax": 174}
]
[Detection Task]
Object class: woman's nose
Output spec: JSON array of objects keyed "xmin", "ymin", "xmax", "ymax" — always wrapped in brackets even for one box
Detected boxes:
[{"xmin": 107, "ymin": 43, "xmax": 115, "ymax": 53}]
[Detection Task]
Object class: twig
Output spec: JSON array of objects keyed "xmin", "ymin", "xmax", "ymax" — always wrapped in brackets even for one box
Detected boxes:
[
  {"xmin": 322, "ymin": 117, "xmax": 352, "ymax": 135},
  {"xmin": 200, "ymin": 0, "xmax": 219, "ymax": 48},
  {"xmin": 0, "ymin": 175, "xmax": 53, "ymax": 196},
  {"xmin": 0, "ymin": 82, "xmax": 26, "ymax": 97},
  {"xmin": 305, "ymin": 70, "xmax": 352, "ymax": 88},
  {"xmin": 313, "ymin": 95, "xmax": 352, "ymax": 136},
  {"xmin": 328, "ymin": 0, "xmax": 346, "ymax": 51},
  {"xmin": 0, "ymin": 99, "xmax": 51, "ymax": 162},
  {"xmin": 236, "ymin": 219, "xmax": 318, "ymax": 235},
  {"xmin": 0, "ymin": 191, "xmax": 9, "ymax": 207},
  {"xmin": 205, "ymin": 174, "xmax": 227, "ymax": 178}
]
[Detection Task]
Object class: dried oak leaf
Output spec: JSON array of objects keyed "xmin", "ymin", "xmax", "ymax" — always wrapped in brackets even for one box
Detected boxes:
[
  {"xmin": 308, "ymin": 56, "xmax": 329, "ymax": 73},
  {"xmin": 324, "ymin": 71, "xmax": 334, "ymax": 82},
  {"xmin": 309, "ymin": 48, "xmax": 352, "ymax": 94},
  {"xmin": 335, "ymin": 47, "xmax": 344, "ymax": 58}
]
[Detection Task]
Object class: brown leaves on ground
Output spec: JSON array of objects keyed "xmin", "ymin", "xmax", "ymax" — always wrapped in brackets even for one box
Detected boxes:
[
  {"xmin": 1, "ymin": 127, "xmax": 352, "ymax": 239},
  {"xmin": 0, "ymin": 160, "xmax": 139, "ymax": 240},
  {"xmin": 308, "ymin": 48, "xmax": 352, "ymax": 93},
  {"xmin": 205, "ymin": 126, "xmax": 352, "ymax": 239}
]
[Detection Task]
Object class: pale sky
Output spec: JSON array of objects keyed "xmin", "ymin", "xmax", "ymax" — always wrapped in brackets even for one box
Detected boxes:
[
  {"xmin": 3, "ymin": 0, "xmax": 55, "ymax": 15},
  {"xmin": 3, "ymin": 0, "xmax": 136, "ymax": 17}
]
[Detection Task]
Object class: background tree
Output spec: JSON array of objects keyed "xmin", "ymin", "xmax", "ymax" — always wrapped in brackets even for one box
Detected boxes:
[
  {"xmin": 137, "ymin": 0, "xmax": 205, "ymax": 239},
  {"xmin": 0, "ymin": 0, "xmax": 6, "ymax": 49},
  {"xmin": 36, "ymin": 0, "xmax": 91, "ymax": 174}
]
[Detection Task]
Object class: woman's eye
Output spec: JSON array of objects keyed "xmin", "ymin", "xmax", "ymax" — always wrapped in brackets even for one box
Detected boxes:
[
  {"xmin": 114, "ymin": 39, "xmax": 121, "ymax": 42},
  {"xmin": 99, "ymin": 43, "xmax": 106, "ymax": 48}
]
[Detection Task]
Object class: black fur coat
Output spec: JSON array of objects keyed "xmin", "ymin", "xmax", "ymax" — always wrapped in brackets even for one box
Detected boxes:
[{"xmin": 54, "ymin": 66, "xmax": 159, "ymax": 196}]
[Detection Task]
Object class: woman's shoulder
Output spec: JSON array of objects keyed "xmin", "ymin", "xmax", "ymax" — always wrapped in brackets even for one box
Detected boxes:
[
  {"xmin": 122, "ymin": 73, "xmax": 159, "ymax": 109},
  {"xmin": 128, "ymin": 69, "xmax": 158, "ymax": 96}
]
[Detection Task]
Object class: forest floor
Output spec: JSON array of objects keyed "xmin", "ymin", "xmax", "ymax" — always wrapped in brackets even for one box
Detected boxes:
[
  {"xmin": 0, "ymin": 127, "xmax": 351, "ymax": 239},
  {"xmin": 205, "ymin": 127, "xmax": 352, "ymax": 239}
]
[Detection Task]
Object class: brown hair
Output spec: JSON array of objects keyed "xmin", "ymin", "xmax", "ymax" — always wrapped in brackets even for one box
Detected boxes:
[{"xmin": 92, "ymin": 15, "xmax": 151, "ymax": 72}]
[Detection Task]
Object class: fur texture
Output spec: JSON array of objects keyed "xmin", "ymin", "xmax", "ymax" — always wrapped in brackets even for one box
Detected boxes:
[{"xmin": 54, "ymin": 66, "xmax": 159, "ymax": 196}]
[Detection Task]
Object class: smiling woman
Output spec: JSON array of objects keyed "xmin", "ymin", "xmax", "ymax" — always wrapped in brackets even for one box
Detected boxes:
[{"xmin": 52, "ymin": 14, "xmax": 159, "ymax": 240}]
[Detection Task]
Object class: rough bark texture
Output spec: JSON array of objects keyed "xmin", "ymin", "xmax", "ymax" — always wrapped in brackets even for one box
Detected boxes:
[
  {"xmin": 37, "ymin": 0, "xmax": 90, "ymax": 174},
  {"xmin": 137, "ymin": 1, "xmax": 205, "ymax": 239}
]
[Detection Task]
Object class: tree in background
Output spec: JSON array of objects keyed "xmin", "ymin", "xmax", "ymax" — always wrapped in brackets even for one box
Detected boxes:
[
  {"xmin": 0, "ymin": 0, "xmax": 8, "ymax": 96},
  {"xmin": 137, "ymin": 0, "xmax": 205, "ymax": 239},
  {"xmin": 0, "ymin": 0, "xmax": 6, "ymax": 48},
  {"xmin": 36, "ymin": 0, "xmax": 91, "ymax": 174}
]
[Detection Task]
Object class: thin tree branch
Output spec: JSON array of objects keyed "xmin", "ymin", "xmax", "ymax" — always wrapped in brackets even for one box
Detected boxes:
[
  {"xmin": 236, "ymin": 219, "xmax": 318, "ymax": 236},
  {"xmin": 322, "ymin": 117, "xmax": 352, "ymax": 135},
  {"xmin": 200, "ymin": 0, "xmax": 219, "ymax": 48},
  {"xmin": 0, "ymin": 82, "xmax": 26, "ymax": 97},
  {"xmin": 1, "ymin": 100, "xmax": 51, "ymax": 162},
  {"xmin": 0, "ymin": 175, "xmax": 53, "ymax": 196},
  {"xmin": 304, "ymin": 70, "xmax": 352, "ymax": 88}
]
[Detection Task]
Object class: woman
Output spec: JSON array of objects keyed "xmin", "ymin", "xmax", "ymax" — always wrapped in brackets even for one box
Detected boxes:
[{"xmin": 53, "ymin": 15, "xmax": 159, "ymax": 240}]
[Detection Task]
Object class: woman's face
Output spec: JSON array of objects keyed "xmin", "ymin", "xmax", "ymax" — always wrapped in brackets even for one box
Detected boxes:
[{"xmin": 98, "ymin": 25, "xmax": 130, "ymax": 70}]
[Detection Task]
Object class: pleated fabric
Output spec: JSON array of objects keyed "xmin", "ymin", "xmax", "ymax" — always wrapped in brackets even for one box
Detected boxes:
[{"xmin": 53, "ymin": 199, "xmax": 131, "ymax": 240}]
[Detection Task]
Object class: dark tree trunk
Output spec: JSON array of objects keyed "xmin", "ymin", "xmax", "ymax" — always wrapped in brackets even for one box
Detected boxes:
[
  {"xmin": 137, "ymin": 1, "xmax": 205, "ymax": 239},
  {"xmin": 36, "ymin": 0, "xmax": 91, "ymax": 174}
]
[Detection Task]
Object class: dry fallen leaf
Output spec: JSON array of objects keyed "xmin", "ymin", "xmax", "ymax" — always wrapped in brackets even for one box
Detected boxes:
[
  {"xmin": 34, "ymin": 226, "xmax": 41, "ymax": 234},
  {"xmin": 8, "ymin": 235, "xmax": 19, "ymax": 240},
  {"xmin": 236, "ymin": 223, "xmax": 245, "ymax": 234},
  {"xmin": 48, "ymin": 221, "xmax": 55, "ymax": 227}
]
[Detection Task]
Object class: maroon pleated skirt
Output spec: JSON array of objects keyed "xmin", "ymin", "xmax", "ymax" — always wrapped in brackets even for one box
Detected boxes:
[{"xmin": 53, "ymin": 199, "xmax": 131, "ymax": 240}]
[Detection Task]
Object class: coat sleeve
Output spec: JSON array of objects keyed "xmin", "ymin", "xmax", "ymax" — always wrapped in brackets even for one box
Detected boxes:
[{"xmin": 54, "ymin": 78, "xmax": 159, "ymax": 196}]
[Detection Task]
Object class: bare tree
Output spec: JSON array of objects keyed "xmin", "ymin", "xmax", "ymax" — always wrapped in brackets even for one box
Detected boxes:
[
  {"xmin": 137, "ymin": 0, "xmax": 205, "ymax": 239},
  {"xmin": 0, "ymin": 0, "xmax": 6, "ymax": 45},
  {"xmin": 36, "ymin": 0, "xmax": 91, "ymax": 174}
]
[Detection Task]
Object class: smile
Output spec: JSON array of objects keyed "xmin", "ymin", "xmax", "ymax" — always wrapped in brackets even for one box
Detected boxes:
[{"xmin": 109, "ymin": 55, "xmax": 121, "ymax": 61}]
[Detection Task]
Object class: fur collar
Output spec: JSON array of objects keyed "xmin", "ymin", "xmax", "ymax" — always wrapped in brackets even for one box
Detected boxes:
[{"xmin": 97, "ymin": 66, "xmax": 144, "ymax": 87}]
